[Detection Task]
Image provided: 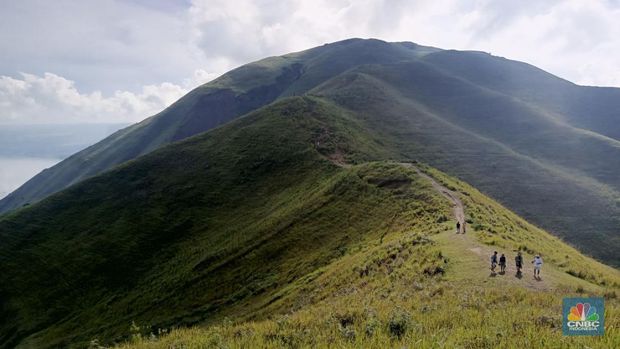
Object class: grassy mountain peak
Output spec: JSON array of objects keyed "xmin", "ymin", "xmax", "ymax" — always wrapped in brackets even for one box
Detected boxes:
[
  {"xmin": 2, "ymin": 39, "xmax": 620, "ymax": 348},
  {"xmin": 1, "ymin": 96, "xmax": 619, "ymax": 348}
]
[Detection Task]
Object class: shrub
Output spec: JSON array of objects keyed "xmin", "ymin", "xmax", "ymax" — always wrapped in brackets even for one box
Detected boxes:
[
  {"xmin": 567, "ymin": 269, "xmax": 587, "ymax": 280},
  {"xmin": 365, "ymin": 317, "xmax": 379, "ymax": 338},
  {"xmin": 334, "ymin": 312, "xmax": 356, "ymax": 328},
  {"xmin": 130, "ymin": 321, "xmax": 142, "ymax": 343},
  {"xmin": 339, "ymin": 326, "xmax": 356, "ymax": 342},
  {"xmin": 88, "ymin": 339, "xmax": 106, "ymax": 349},
  {"xmin": 388, "ymin": 308, "xmax": 411, "ymax": 339}
]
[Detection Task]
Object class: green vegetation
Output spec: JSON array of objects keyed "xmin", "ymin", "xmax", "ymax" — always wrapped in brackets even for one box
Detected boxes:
[
  {"xmin": 3, "ymin": 38, "xmax": 619, "ymax": 267},
  {"xmin": 0, "ymin": 97, "xmax": 409, "ymax": 347},
  {"xmin": 312, "ymin": 61, "xmax": 620, "ymax": 265},
  {"xmin": 0, "ymin": 38, "xmax": 426, "ymax": 214},
  {"xmin": 2, "ymin": 39, "xmax": 620, "ymax": 348},
  {"xmin": 1, "ymin": 96, "xmax": 619, "ymax": 348},
  {"xmin": 115, "ymin": 163, "xmax": 620, "ymax": 349}
]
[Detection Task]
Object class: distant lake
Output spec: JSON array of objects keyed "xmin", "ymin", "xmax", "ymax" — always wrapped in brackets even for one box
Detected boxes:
[{"xmin": 0, "ymin": 157, "xmax": 61, "ymax": 199}]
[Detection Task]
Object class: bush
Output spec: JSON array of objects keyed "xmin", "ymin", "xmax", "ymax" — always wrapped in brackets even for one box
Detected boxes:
[
  {"xmin": 567, "ymin": 269, "xmax": 586, "ymax": 280},
  {"xmin": 388, "ymin": 308, "xmax": 411, "ymax": 339},
  {"xmin": 473, "ymin": 224, "xmax": 485, "ymax": 231},
  {"xmin": 339, "ymin": 326, "xmax": 356, "ymax": 341},
  {"xmin": 365, "ymin": 317, "xmax": 379, "ymax": 338},
  {"xmin": 88, "ymin": 339, "xmax": 106, "ymax": 349},
  {"xmin": 130, "ymin": 321, "xmax": 142, "ymax": 343}
]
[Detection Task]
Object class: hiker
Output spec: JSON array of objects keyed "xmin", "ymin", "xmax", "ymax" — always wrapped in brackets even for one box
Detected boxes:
[
  {"xmin": 499, "ymin": 253, "xmax": 506, "ymax": 273},
  {"xmin": 531, "ymin": 255, "xmax": 543, "ymax": 278},
  {"xmin": 515, "ymin": 252, "xmax": 523, "ymax": 274},
  {"xmin": 456, "ymin": 221, "xmax": 461, "ymax": 234},
  {"xmin": 462, "ymin": 221, "xmax": 466, "ymax": 234},
  {"xmin": 490, "ymin": 251, "xmax": 498, "ymax": 272}
]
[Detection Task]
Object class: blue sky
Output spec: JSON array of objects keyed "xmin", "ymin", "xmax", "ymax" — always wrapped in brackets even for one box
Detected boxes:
[{"xmin": 1, "ymin": 0, "xmax": 619, "ymax": 124}]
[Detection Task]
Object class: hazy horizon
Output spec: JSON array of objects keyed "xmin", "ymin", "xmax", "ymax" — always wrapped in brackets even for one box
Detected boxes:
[{"xmin": 0, "ymin": 123, "xmax": 126, "ymax": 198}]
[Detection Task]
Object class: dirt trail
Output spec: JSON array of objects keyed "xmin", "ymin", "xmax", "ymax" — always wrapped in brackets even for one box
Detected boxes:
[
  {"xmin": 403, "ymin": 163, "xmax": 551, "ymax": 291},
  {"xmin": 412, "ymin": 166, "xmax": 465, "ymax": 226}
]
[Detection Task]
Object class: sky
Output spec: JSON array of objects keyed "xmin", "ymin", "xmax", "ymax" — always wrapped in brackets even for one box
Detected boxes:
[{"xmin": 1, "ymin": 0, "xmax": 619, "ymax": 124}]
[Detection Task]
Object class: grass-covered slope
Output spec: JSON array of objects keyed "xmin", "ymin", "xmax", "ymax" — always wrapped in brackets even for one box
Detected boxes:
[
  {"xmin": 1, "ymin": 96, "xmax": 619, "ymax": 348},
  {"xmin": 116, "ymin": 164, "xmax": 620, "ymax": 349},
  {"xmin": 2, "ymin": 38, "xmax": 619, "ymax": 267},
  {"xmin": 0, "ymin": 59, "xmax": 301, "ymax": 214},
  {"xmin": 310, "ymin": 62, "xmax": 620, "ymax": 266},
  {"xmin": 0, "ymin": 38, "xmax": 432, "ymax": 214},
  {"xmin": 421, "ymin": 49, "xmax": 620, "ymax": 141},
  {"xmin": 0, "ymin": 97, "xmax": 397, "ymax": 348}
]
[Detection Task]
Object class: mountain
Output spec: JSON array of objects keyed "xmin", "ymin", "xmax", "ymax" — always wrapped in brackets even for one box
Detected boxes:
[
  {"xmin": 1, "ymin": 96, "xmax": 619, "ymax": 348},
  {"xmin": 0, "ymin": 39, "xmax": 433, "ymax": 214},
  {"xmin": 1, "ymin": 39, "xmax": 619, "ymax": 269}
]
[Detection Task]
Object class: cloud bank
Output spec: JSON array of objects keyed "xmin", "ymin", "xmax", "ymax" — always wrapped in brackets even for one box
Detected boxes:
[
  {"xmin": 0, "ymin": 71, "xmax": 212, "ymax": 123},
  {"xmin": 1, "ymin": 0, "xmax": 619, "ymax": 124}
]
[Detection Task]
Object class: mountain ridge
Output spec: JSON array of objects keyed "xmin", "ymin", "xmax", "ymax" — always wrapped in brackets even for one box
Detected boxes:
[
  {"xmin": 3, "ymin": 39, "xmax": 619, "ymax": 265},
  {"xmin": 0, "ymin": 38, "xmax": 438, "ymax": 214},
  {"xmin": 1, "ymin": 96, "xmax": 618, "ymax": 348}
]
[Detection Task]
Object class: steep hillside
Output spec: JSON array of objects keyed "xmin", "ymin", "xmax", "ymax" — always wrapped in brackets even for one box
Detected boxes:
[
  {"xmin": 0, "ymin": 97, "xmax": 393, "ymax": 347},
  {"xmin": 1, "ymin": 97, "xmax": 619, "ymax": 348},
  {"xmin": 2, "ymin": 39, "xmax": 619, "ymax": 268},
  {"xmin": 421, "ymin": 50, "xmax": 620, "ymax": 141},
  {"xmin": 0, "ymin": 38, "xmax": 432, "ymax": 213},
  {"xmin": 119, "ymin": 163, "xmax": 620, "ymax": 349},
  {"xmin": 310, "ymin": 61, "xmax": 620, "ymax": 265}
]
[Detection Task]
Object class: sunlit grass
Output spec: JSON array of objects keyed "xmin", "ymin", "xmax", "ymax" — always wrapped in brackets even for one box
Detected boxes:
[{"xmin": 116, "ymin": 162, "xmax": 620, "ymax": 349}]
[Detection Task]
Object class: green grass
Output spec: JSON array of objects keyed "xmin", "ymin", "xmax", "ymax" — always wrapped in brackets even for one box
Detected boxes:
[
  {"xmin": 0, "ymin": 97, "xmax": 409, "ymax": 347},
  {"xmin": 115, "ymin": 162, "xmax": 620, "ymax": 349},
  {"xmin": 0, "ymin": 38, "xmax": 425, "ymax": 215},
  {"xmin": 312, "ymin": 62, "xmax": 620, "ymax": 265},
  {"xmin": 2, "ymin": 96, "xmax": 618, "ymax": 348},
  {"xmin": 2, "ymin": 47, "xmax": 620, "ymax": 347},
  {"xmin": 3, "ymin": 38, "xmax": 620, "ymax": 268}
]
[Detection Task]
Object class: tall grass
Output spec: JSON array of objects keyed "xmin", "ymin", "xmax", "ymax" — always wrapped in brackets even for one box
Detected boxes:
[{"xmin": 116, "ymin": 162, "xmax": 620, "ymax": 348}]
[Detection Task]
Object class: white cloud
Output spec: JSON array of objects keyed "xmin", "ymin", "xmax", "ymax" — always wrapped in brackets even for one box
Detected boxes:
[
  {"xmin": 188, "ymin": 0, "xmax": 620, "ymax": 86},
  {"xmin": 0, "ymin": 72, "xmax": 205, "ymax": 124},
  {"xmin": 1, "ymin": 0, "xmax": 620, "ymax": 124}
]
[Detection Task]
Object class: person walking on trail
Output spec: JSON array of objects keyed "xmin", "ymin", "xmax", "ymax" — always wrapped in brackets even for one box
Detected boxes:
[
  {"xmin": 456, "ymin": 221, "xmax": 461, "ymax": 234},
  {"xmin": 532, "ymin": 255, "xmax": 543, "ymax": 278},
  {"xmin": 490, "ymin": 251, "xmax": 498, "ymax": 272},
  {"xmin": 515, "ymin": 252, "xmax": 523, "ymax": 275},
  {"xmin": 499, "ymin": 253, "xmax": 507, "ymax": 273},
  {"xmin": 462, "ymin": 221, "xmax": 466, "ymax": 234}
]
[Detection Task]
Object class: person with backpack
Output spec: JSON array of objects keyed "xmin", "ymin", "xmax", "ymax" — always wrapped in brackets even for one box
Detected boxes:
[
  {"xmin": 531, "ymin": 255, "xmax": 543, "ymax": 278},
  {"xmin": 456, "ymin": 221, "xmax": 461, "ymax": 234},
  {"xmin": 499, "ymin": 253, "xmax": 507, "ymax": 273},
  {"xmin": 490, "ymin": 251, "xmax": 498, "ymax": 272},
  {"xmin": 462, "ymin": 221, "xmax": 466, "ymax": 234},
  {"xmin": 515, "ymin": 252, "xmax": 523, "ymax": 275}
]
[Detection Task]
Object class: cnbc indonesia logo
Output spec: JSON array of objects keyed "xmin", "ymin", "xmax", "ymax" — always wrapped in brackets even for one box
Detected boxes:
[{"xmin": 563, "ymin": 298, "xmax": 604, "ymax": 336}]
